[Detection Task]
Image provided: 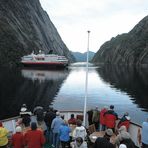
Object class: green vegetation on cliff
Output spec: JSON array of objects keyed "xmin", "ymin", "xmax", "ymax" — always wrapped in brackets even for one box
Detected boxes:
[{"xmin": 92, "ymin": 15, "xmax": 148, "ymax": 66}]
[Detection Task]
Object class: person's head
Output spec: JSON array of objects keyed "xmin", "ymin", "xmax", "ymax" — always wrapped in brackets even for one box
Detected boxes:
[
  {"xmin": 0, "ymin": 121, "xmax": 3, "ymax": 127},
  {"xmin": 61, "ymin": 115, "xmax": 64, "ymax": 120},
  {"xmin": 63, "ymin": 120, "xmax": 68, "ymax": 126},
  {"xmin": 104, "ymin": 106, "xmax": 109, "ymax": 110},
  {"xmin": 75, "ymin": 137, "xmax": 83, "ymax": 147},
  {"xmin": 110, "ymin": 105, "xmax": 114, "ymax": 110},
  {"xmin": 22, "ymin": 104, "xmax": 27, "ymax": 107},
  {"xmin": 119, "ymin": 144, "xmax": 127, "ymax": 148},
  {"xmin": 118, "ymin": 125, "xmax": 127, "ymax": 132},
  {"xmin": 105, "ymin": 129, "xmax": 113, "ymax": 137},
  {"xmin": 71, "ymin": 114, "xmax": 75, "ymax": 118},
  {"xmin": 31, "ymin": 122, "xmax": 37, "ymax": 130},
  {"xmin": 124, "ymin": 112, "xmax": 129, "ymax": 116},
  {"xmin": 76, "ymin": 119, "xmax": 82, "ymax": 127},
  {"xmin": 16, "ymin": 126, "xmax": 22, "ymax": 133},
  {"xmin": 48, "ymin": 107, "xmax": 53, "ymax": 112},
  {"xmin": 56, "ymin": 111, "xmax": 60, "ymax": 116}
]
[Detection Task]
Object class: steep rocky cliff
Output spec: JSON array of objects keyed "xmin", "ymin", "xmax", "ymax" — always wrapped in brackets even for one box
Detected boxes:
[
  {"xmin": 92, "ymin": 15, "xmax": 148, "ymax": 66},
  {"xmin": 0, "ymin": 0, "xmax": 74, "ymax": 66}
]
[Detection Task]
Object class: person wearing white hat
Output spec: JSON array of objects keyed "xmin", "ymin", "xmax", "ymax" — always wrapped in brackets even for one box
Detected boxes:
[
  {"xmin": 51, "ymin": 111, "xmax": 64, "ymax": 148},
  {"xmin": 12, "ymin": 126, "xmax": 24, "ymax": 148},
  {"xmin": 119, "ymin": 144, "xmax": 127, "ymax": 148},
  {"xmin": 94, "ymin": 129, "xmax": 115, "ymax": 148}
]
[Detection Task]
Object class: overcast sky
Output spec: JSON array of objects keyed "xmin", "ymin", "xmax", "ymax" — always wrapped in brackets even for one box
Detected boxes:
[{"xmin": 39, "ymin": 0, "xmax": 148, "ymax": 53}]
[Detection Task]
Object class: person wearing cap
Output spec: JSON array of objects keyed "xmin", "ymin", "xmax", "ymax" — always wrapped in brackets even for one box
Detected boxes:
[
  {"xmin": 51, "ymin": 111, "xmax": 64, "ymax": 148},
  {"xmin": 20, "ymin": 104, "xmax": 32, "ymax": 128},
  {"xmin": 119, "ymin": 144, "xmax": 127, "ymax": 148},
  {"xmin": 24, "ymin": 122, "xmax": 45, "ymax": 148},
  {"xmin": 0, "ymin": 121, "xmax": 9, "ymax": 148},
  {"xmin": 11, "ymin": 126, "xmax": 24, "ymax": 148},
  {"xmin": 100, "ymin": 106, "xmax": 108, "ymax": 131},
  {"xmin": 141, "ymin": 118, "xmax": 148, "ymax": 148},
  {"xmin": 115, "ymin": 125, "xmax": 135, "ymax": 147},
  {"xmin": 93, "ymin": 128, "xmax": 115, "ymax": 148},
  {"xmin": 117, "ymin": 112, "xmax": 131, "ymax": 131},
  {"xmin": 104, "ymin": 105, "xmax": 118, "ymax": 132}
]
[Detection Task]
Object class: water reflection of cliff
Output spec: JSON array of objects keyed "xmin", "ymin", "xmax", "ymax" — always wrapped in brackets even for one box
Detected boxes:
[
  {"xmin": 97, "ymin": 65, "xmax": 148, "ymax": 111},
  {"xmin": 0, "ymin": 68, "xmax": 69, "ymax": 120}
]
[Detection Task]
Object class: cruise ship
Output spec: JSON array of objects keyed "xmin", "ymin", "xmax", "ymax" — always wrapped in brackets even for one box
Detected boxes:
[{"xmin": 21, "ymin": 51, "xmax": 69, "ymax": 68}]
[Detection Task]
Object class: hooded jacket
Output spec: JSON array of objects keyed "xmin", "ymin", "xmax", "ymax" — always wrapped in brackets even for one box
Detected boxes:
[
  {"xmin": 0, "ymin": 126, "xmax": 9, "ymax": 146},
  {"xmin": 72, "ymin": 126, "xmax": 87, "ymax": 140}
]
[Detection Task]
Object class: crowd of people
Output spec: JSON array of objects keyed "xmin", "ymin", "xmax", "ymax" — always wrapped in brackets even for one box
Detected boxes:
[
  {"xmin": 87, "ymin": 105, "xmax": 148, "ymax": 148},
  {"xmin": 0, "ymin": 104, "xmax": 147, "ymax": 148}
]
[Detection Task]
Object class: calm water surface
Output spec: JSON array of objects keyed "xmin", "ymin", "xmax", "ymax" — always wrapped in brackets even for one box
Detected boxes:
[{"xmin": 0, "ymin": 63, "xmax": 147, "ymax": 124}]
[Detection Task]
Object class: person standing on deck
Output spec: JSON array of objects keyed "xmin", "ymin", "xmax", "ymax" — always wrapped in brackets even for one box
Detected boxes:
[
  {"xmin": 93, "ymin": 128, "xmax": 115, "ymax": 148},
  {"xmin": 68, "ymin": 114, "xmax": 77, "ymax": 125},
  {"xmin": 24, "ymin": 122, "xmax": 45, "ymax": 148},
  {"xmin": 100, "ymin": 106, "xmax": 108, "ymax": 131},
  {"xmin": 117, "ymin": 112, "xmax": 130, "ymax": 131},
  {"xmin": 141, "ymin": 118, "xmax": 148, "ymax": 148},
  {"xmin": 87, "ymin": 109, "xmax": 93, "ymax": 125},
  {"xmin": 51, "ymin": 111, "xmax": 64, "ymax": 148},
  {"xmin": 11, "ymin": 126, "xmax": 24, "ymax": 148},
  {"xmin": 20, "ymin": 104, "xmax": 32, "ymax": 128},
  {"xmin": 92, "ymin": 107, "xmax": 100, "ymax": 131},
  {"xmin": 44, "ymin": 107, "xmax": 56, "ymax": 144},
  {"xmin": 104, "ymin": 105, "xmax": 118, "ymax": 132},
  {"xmin": 0, "ymin": 121, "xmax": 9, "ymax": 148},
  {"xmin": 59, "ymin": 120, "xmax": 71, "ymax": 148},
  {"xmin": 72, "ymin": 120, "xmax": 87, "ymax": 141}
]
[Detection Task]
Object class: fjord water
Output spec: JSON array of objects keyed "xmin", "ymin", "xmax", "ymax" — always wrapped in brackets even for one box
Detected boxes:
[{"xmin": 0, "ymin": 63, "xmax": 147, "ymax": 124}]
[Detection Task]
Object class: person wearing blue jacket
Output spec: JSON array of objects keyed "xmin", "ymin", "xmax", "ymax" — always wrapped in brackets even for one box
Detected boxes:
[
  {"xmin": 59, "ymin": 120, "xmax": 71, "ymax": 148},
  {"xmin": 51, "ymin": 112, "xmax": 64, "ymax": 148}
]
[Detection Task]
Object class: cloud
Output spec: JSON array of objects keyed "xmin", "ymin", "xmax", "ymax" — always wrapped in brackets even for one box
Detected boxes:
[{"xmin": 39, "ymin": 0, "xmax": 148, "ymax": 52}]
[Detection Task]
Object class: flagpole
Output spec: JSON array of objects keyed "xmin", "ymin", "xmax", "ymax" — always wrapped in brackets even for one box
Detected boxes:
[{"xmin": 83, "ymin": 30, "xmax": 90, "ymax": 126}]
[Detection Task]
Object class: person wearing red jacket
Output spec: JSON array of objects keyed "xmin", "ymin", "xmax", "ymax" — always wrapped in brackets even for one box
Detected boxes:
[
  {"xmin": 117, "ymin": 112, "xmax": 130, "ymax": 131},
  {"xmin": 68, "ymin": 114, "xmax": 77, "ymax": 125},
  {"xmin": 24, "ymin": 122, "xmax": 45, "ymax": 148},
  {"xmin": 104, "ymin": 105, "xmax": 118, "ymax": 132},
  {"xmin": 100, "ymin": 106, "xmax": 108, "ymax": 131},
  {"xmin": 12, "ymin": 126, "xmax": 24, "ymax": 148}
]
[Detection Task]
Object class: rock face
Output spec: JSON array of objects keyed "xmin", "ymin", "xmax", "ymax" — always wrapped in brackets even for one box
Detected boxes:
[
  {"xmin": 0, "ymin": 0, "xmax": 74, "ymax": 66},
  {"xmin": 92, "ymin": 15, "xmax": 148, "ymax": 66}
]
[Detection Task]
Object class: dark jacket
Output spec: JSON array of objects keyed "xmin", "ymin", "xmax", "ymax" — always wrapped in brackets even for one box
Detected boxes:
[
  {"xmin": 120, "ymin": 138, "xmax": 136, "ymax": 148},
  {"xmin": 44, "ymin": 111, "xmax": 56, "ymax": 129},
  {"xmin": 94, "ymin": 137, "xmax": 115, "ymax": 148}
]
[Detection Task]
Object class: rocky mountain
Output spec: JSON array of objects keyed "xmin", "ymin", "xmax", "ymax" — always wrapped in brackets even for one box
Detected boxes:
[
  {"xmin": 92, "ymin": 15, "xmax": 148, "ymax": 66},
  {"xmin": 0, "ymin": 0, "xmax": 75, "ymax": 67},
  {"xmin": 71, "ymin": 51, "xmax": 95, "ymax": 62}
]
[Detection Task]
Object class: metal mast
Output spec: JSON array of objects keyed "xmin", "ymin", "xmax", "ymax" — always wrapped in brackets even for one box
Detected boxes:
[{"xmin": 83, "ymin": 30, "xmax": 90, "ymax": 126}]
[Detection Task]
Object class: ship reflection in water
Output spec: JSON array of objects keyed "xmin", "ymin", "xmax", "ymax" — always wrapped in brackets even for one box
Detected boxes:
[
  {"xmin": 0, "ymin": 68, "xmax": 69, "ymax": 120},
  {"xmin": 0, "ymin": 64, "xmax": 148, "ymax": 124},
  {"xmin": 21, "ymin": 69, "xmax": 69, "ymax": 82}
]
